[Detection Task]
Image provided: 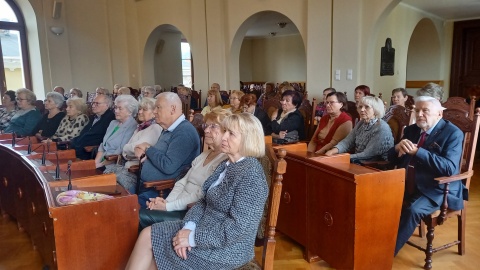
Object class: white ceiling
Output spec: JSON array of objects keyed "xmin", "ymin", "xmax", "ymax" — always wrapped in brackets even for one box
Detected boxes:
[{"xmin": 244, "ymin": 0, "xmax": 480, "ymax": 38}]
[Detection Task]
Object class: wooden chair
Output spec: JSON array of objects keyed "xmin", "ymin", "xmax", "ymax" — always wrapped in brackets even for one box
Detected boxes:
[
  {"xmin": 237, "ymin": 144, "xmax": 287, "ymax": 270},
  {"xmin": 382, "ymin": 105, "xmax": 410, "ymax": 144},
  {"xmin": 405, "ymin": 108, "xmax": 480, "ymax": 269},
  {"xmin": 262, "ymin": 96, "xmax": 281, "ymax": 119},
  {"xmin": 442, "ymin": 96, "xmax": 476, "ymax": 120},
  {"xmin": 297, "ymin": 98, "xmax": 314, "ymax": 141},
  {"xmin": 346, "ymin": 101, "xmax": 359, "ymax": 126},
  {"xmin": 178, "ymin": 94, "xmax": 191, "ymax": 119},
  {"xmin": 191, "ymin": 89, "xmax": 202, "ymax": 111}
]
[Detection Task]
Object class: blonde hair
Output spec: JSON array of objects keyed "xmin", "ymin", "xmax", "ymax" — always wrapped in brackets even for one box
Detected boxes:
[
  {"xmin": 222, "ymin": 113, "xmax": 265, "ymax": 157},
  {"xmin": 204, "ymin": 107, "xmax": 232, "ymax": 125},
  {"xmin": 358, "ymin": 96, "xmax": 385, "ymax": 118},
  {"xmin": 230, "ymin": 90, "xmax": 245, "ymax": 100},
  {"xmin": 16, "ymin": 88, "xmax": 37, "ymax": 106},
  {"xmin": 66, "ymin": 97, "xmax": 87, "ymax": 115},
  {"xmin": 207, "ymin": 89, "xmax": 223, "ymax": 107}
]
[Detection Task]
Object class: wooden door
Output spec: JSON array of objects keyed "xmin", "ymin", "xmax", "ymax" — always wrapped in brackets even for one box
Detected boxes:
[{"xmin": 450, "ymin": 19, "xmax": 480, "ymax": 97}]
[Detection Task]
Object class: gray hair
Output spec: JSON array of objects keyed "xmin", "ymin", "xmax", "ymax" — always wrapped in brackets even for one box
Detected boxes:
[
  {"xmin": 154, "ymin": 85, "xmax": 162, "ymax": 93},
  {"xmin": 46, "ymin": 91, "xmax": 66, "ymax": 109},
  {"xmin": 96, "ymin": 87, "xmax": 110, "ymax": 95},
  {"xmin": 158, "ymin": 92, "xmax": 182, "ymax": 107},
  {"xmin": 144, "ymin": 86, "xmax": 155, "ymax": 95},
  {"xmin": 414, "ymin": 96, "xmax": 446, "ymax": 111},
  {"xmin": 359, "ymin": 96, "xmax": 385, "ymax": 119},
  {"xmin": 98, "ymin": 94, "xmax": 114, "ymax": 108},
  {"xmin": 416, "ymin": 83, "xmax": 444, "ymax": 101},
  {"xmin": 139, "ymin": 97, "xmax": 156, "ymax": 111},
  {"xmin": 70, "ymin": 88, "xmax": 83, "ymax": 98},
  {"xmin": 66, "ymin": 97, "xmax": 87, "ymax": 115},
  {"xmin": 16, "ymin": 88, "xmax": 37, "ymax": 105},
  {"xmin": 115, "ymin": 94, "xmax": 138, "ymax": 117}
]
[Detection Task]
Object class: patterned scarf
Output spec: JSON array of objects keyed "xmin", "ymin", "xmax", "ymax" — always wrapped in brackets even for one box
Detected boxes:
[{"xmin": 137, "ymin": 118, "xmax": 155, "ymax": 131}]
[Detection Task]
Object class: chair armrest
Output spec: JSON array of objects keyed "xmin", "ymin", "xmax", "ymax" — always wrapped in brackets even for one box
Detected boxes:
[
  {"xmin": 105, "ymin": 154, "xmax": 120, "ymax": 162},
  {"xmin": 360, "ymin": 160, "xmax": 394, "ymax": 170},
  {"xmin": 84, "ymin": 145, "xmax": 98, "ymax": 153},
  {"xmin": 434, "ymin": 171, "xmax": 473, "ymax": 185},
  {"xmin": 143, "ymin": 179, "xmax": 175, "ymax": 190},
  {"xmin": 128, "ymin": 165, "xmax": 139, "ymax": 173}
]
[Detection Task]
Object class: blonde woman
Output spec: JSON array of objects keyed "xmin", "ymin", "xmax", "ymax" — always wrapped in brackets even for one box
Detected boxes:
[
  {"xmin": 201, "ymin": 89, "xmax": 223, "ymax": 116},
  {"xmin": 227, "ymin": 90, "xmax": 245, "ymax": 114}
]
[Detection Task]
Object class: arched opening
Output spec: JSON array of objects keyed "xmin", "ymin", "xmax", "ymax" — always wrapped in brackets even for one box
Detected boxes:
[
  {"xmin": 0, "ymin": 0, "xmax": 31, "ymax": 100},
  {"xmin": 142, "ymin": 24, "xmax": 193, "ymax": 90},
  {"xmin": 406, "ymin": 19, "xmax": 441, "ymax": 91},
  {"xmin": 231, "ymin": 11, "xmax": 306, "ymax": 90}
]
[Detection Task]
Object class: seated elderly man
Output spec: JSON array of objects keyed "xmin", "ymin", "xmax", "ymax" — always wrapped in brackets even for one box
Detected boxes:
[
  {"xmin": 389, "ymin": 96, "xmax": 465, "ymax": 255},
  {"xmin": 135, "ymin": 92, "xmax": 201, "ymax": 208},
  {"xmin": 70, "ymin": 94, "xmax": 115, "ymax": 160}
]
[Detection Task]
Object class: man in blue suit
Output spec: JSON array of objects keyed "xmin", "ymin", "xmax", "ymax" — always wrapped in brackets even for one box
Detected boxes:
[{"xmin": 388, "ymin": 96, "xmax": 465, "ymax": 255}]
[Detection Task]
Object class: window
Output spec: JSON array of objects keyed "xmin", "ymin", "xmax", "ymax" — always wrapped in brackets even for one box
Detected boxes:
[
  {"xmin": 181, "ymin": 41, "xmax": 193, "ymax": 88},
  {"xmin": 0, "ymin": 0, "xmax": 31, "ymax": 102}
]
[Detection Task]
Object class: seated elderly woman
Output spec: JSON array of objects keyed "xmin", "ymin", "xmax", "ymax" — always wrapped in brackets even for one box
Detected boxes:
[
  {"xmin": 325, "ymin": 96, "xmax": 394, "ymax": 163},
  {"xmin": 4, "ymin": 88, "xmax": 42, "ymax": 136},
  {"xmin": 94, "ymin": 87, "xmax": 109, "ymax": 97},
  {"xmin": 69, "ymin": 88, "xmax": 83, "ymax": 98},
  {"xmin": 201, "ymin": 89, "xmax": 223, "ymax": 116},
  {"xmin": 126, "ymin": 113, "xmax": 268, "ymax": 269},
  {"xmin": 227, "ymin": 90, "xmax": 245, "ymax": 114},
  {"xmin": 0, "ymin": 90, "xmax": 18, "ymax": 131},
  {"xmin": 94, "ymin": 95, "xmax": 138, "ymax": 169},
  {"xmin": 241, "ymin": 93, "xmax": 269, "ymax": 133},
  {"xmin": 32, "ymin": 92, "xmax": 66, "ymax": 140},
  {"xmin": 308, "ymin": 92, "xmax": 352, "ymax": 154},
  {"xmin": 268, "ymin": 90, "xmax": 305, "ymax": 144},
  {"xmin": 138, "ymin": 108, "xmax": 231, "ymax": 230},
  {"xmin": 391, "ymin": 88, "xmax": 409, "ymax": 107},
  {"xmin": 46, "ymin": 97, "xmax": 89, "ymax": 142},
  {"xmin": 103, "ymin": 97, "xmax": 162, "ymax": 193},
  {"xmin": 141, "ymin": 86, "xmax": 156, "ymax": 99}
]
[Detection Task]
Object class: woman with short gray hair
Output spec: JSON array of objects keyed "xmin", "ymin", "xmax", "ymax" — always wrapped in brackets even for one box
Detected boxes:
[
  {"xmin": 416, "ymin": 82, "xmax": 443, "ymax": 102},
  {"xmin": 104, "ymin": 97, "xmax": 162, "ymax": 193},
  {"xmin": 4, "ymin": 88, "xmax": 42, "ymax": 136},
  {"xmin": 95, "ymin": 95, "xmax": 138, "ymax": 169},
  {"xmin": 325, "ymin": 96, "xmax": 393, "ymax": 163},
  {"xmin": 32, "ymin": 91, "xmax": 66, "ymax": 139}
]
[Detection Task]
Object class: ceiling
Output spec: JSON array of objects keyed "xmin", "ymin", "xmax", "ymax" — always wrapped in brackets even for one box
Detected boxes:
[{"xmin": 244, "ymin": 0, "xmax": 480, "ymax": 38}]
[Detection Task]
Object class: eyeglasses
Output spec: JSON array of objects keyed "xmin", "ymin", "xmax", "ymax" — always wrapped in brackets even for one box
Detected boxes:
[
  {"xmin": 91, "ymin": 102, "xmax": 105, "ymax": 106},
  {"xmin": 202, "ymin": 123, "xmax": 221, "ymax": 130},
  {"xmin": 325, "ymin": 101, "xmax": 340, "ymax": 105}
]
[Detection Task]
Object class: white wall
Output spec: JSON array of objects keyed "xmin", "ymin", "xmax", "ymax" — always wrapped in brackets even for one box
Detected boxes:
[
  {"xmin": 17, "ymin": 0, "xmax": 458, "ymax": 103},
  {"xmin": 239, "ymin": 35, "xmax": 306, "ymax": 83}
]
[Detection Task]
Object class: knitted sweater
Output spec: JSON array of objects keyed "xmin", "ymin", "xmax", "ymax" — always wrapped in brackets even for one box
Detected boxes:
[{"xmin": 335, "ymin": 118, "xmax": 393, "ymax": 161}]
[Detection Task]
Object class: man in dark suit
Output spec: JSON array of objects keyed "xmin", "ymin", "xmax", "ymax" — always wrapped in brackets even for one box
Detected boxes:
[
  {"xmin": 70, "ymin": 94, "xmax": 115, "ymax": 160},
  {"xmin": 388, "ymin": 96, "xmax": 465, "ymax": 255}
]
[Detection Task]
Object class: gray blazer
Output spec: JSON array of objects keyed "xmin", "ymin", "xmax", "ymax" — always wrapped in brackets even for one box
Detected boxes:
[
  {"xmin": 182, "ymin": 157, "xmax": 268, "ymax": 267},
  {"xmin": 98, "ymin": 116, "xmax": 137, "ymax": 156}
]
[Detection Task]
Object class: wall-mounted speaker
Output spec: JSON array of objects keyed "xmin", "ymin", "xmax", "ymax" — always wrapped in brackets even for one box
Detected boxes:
[
  {"xmin": 52, "ymin": 1, "xmax": 62, "ymax": 19},
  {"xmin": 155, "ymin": 39, "xmax": 165, "ymax": 54}
]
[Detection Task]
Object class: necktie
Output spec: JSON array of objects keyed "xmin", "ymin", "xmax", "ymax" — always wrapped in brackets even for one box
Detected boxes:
[{"xmin": 405, "ymin": 132, "xmax": 427, "ymax": 195}]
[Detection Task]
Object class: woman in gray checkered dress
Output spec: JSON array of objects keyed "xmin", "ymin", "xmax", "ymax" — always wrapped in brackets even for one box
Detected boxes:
[{"xmin": 126, "ymin": 113, "xmax": 268, "ymax": 270}]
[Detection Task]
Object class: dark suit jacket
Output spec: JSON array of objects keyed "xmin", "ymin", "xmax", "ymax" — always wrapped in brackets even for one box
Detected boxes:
[
  {"xmin": 253, "ymin": 106, "xmax": 269, "ymax": 134},
  {"xmin": 388, "ymin": 118, "xmax": 465, "ymax": 210},
  {"xmin": 71, "ymin": 109, "xmax": 115, "ymax": 159}
]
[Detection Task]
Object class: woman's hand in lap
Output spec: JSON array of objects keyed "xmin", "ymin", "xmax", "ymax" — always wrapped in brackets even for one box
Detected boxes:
[{"xmin": 172, "ymin": 229, "xmax": 192, "ymax": 259}]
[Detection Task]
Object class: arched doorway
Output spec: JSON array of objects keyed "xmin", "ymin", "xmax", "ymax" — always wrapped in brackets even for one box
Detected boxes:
[
  {"xmin": 142, "ymin": 24, "xmax": 193, "ymax": 90},
  {"xmin": 231, "ymin": 11, "xmax": 306, "ymax": 90},
  {"xmin": 406, "ymin": 19, "xmax": 441, "ymax": 92},
  {"xmin": 0, "ymin": 0, "xmax": 31, "ymax": 100}
]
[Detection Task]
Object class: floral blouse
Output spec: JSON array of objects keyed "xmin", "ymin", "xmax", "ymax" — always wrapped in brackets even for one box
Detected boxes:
[{"xmin": 0, "ymin": 107, "xmax": 17, "ymax": 131}]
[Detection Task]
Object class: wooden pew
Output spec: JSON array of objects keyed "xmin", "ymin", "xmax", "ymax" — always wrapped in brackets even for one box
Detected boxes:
[
  {"xmin": 0, "ymin": 144, "xmax": 138, "ymax": 269},
  {"xmin": 274, "ymin": 145, "xmax": 405, "ymax": 269}
]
